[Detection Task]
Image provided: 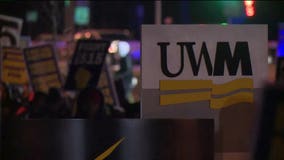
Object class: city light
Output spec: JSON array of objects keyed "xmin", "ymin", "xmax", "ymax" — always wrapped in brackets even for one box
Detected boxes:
[
  {"xmin": 108, "ymin": 40, "xmax": 119, "ymax": 54},
  {"xmin": 74, "ymin": 6, "xmax": 90, "ymax": 25},
  {"xmin": 26, "ymin": 10, "xmax": 38, "ymax": 22},
  {"xmin": 118, "ymin": 41, "xmax": 130, "ymax": 58},
  {"xmin": 244, "ymin": 0, "xmax": 255, "ymax": 17},
  {"xmin": 244, "ymin": 0, "xmax": 254, "ymax": 6},
  {"xmin": 84, "ymin": 32, "xmax": 91, "ymax": 38},
  {"xmin": 74, "ymin": 33, "xmax": 82, "ymax": 40}
]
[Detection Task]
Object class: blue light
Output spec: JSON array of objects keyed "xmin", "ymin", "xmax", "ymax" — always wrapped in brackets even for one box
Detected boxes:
[
  {"xmin": 277, "ymin": 42, "xmax": 284, "ymax": 57},
  {"xmin": 131, "ymin": 50, "xmax": 140, "ymax": 60},
  {"xmin": 136, "ymin": 5, "xmax": 144, "ymax": 18},
  {"xmin": 278, "ymin": 24, "xmax": 284, "ymax": 57}
]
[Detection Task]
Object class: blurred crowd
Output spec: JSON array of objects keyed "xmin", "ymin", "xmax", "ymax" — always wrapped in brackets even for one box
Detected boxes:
[{"xmin": 1, "ymin": 81, "xmax": 140, "ymax": 121}]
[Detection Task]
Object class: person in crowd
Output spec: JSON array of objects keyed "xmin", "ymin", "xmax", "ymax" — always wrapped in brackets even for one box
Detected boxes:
[
  {"xmin": 46, "ymin": 88, "xmax": 71, "ymax": 118},
  {"xmin": 75, "ymin": 88, "xmax": 106, "ymax": 119},
  {"xmin": 1, "ymin": 82, "xmax": 20, "ymax": 120},
  {"xmin": 29, "ymin": 91, "xmax": 49, "ymax": 119}
]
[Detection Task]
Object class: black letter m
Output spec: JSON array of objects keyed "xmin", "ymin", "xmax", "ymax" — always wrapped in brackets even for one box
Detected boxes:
[{"xmin": 213, "ymin": 42, "xmax": 253, "ymax": 76}]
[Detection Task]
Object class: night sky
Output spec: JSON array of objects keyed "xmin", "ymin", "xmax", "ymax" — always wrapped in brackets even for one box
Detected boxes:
[{"xmin": 1, "ymin": 1, "xmax": 284, "ymax": 40}]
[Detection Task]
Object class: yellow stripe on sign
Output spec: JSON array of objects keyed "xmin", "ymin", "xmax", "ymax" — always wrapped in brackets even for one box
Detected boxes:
[
  {"xmin": 160, "ymin": 80, "xmax": 212, "ymax": 91},
  {"xmin": 160, "ymin": 92, "xmax": 211, "ymax": 106},
  {"xmin": 6, "ymin": 54, "xmax": 24, "ymax": 61},
  {"xmin": 210, "ymin": 92, "xmax": 254, "ymax": 109},
  {"xmin": 3, "ymin": 48, "xmax": 21, "ymax": 54},
  {"xmin": 3, "ymin": 60, "xmax": 26, "ymax": 68},
  {"xmin": 95, "ymin": 137, "xmax": 125, "ymax": 160},
  {"xmin": 212, "ymin": 78, "xmax": 253, "ymax": 95}
]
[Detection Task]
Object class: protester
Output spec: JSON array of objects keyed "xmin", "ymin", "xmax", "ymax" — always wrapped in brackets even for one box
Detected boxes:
[
  {"xmin": 46, "ymin": 88, "xmax": 71, "ymax": 118},
  {"xmin": 1, "ymin": 82, "xmax": 140, "ymax": 119},
  {"xmin": 75, "ymin": 88, "xmax": 106, "ymax": 119},
  {"xmin": 29, "ymin": 91, "xmax": 49, "ymax": 119}
]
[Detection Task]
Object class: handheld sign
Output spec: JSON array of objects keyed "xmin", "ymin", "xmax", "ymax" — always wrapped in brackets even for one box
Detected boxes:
[
  {"xmin": 0, "ymin": 15, "xmax": 23, "ymax": 47},
  {"xmin": 141, "ymin": 25, "xmax": 267, "ymax": 153},
  {"xmin": 1, "ymin": 47, "xmax": 29, "ymax": 85},
  {"xmin": 3, "ymin": 119, "xmax": 213, "ymax": 160},
  {"xmin": 65, "ymin": 40, "xmax": 110, "ymax": 90},
  {"xmin": 24, "ymin": 45, "xmax": 62, "ymax": 93}
]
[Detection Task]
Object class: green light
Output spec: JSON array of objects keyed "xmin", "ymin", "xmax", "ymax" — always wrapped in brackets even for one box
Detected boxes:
[
  {"xmin": 74, "ymin": 6, "xmax": 90, "ymax": 26},
  {"xmin": 222, "ymin": 1, "xmax": 242, "ymax": 17},
  {"xmin": 26, "ymin": 10, "xmax": 38, "ymax": 22},
  {"xmin": 65, "ymin": 0, "xmax": 70, "ymax": 7},
  {"xmin": 221, "ymin": 23, "xmax": 228, "ymax": 25}
]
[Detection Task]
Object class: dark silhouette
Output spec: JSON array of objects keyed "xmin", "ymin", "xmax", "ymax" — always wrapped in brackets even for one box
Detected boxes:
[{"xmin": 75, "ymin": 88, "xmax": 106, "ymax": 119}]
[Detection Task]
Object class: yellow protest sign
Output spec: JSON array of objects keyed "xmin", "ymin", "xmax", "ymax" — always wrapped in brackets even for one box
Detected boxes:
[
  {"xmin": 24, "ymin": 45, "xmax": 62, "ymax": 93},
  {"xmin": 1, "ymin": 47, "xmax": 29, "ymax": 85}
]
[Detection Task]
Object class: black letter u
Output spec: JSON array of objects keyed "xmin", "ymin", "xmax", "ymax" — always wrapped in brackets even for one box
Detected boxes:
[{"xmin": 157, "ymin": 42, "xmax": 184, "ymax": 77}]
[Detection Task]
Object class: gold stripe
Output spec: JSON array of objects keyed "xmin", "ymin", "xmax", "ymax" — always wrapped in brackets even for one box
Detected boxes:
[
  {"xmin": 95, "ymin": 137, "xmax": 125, "ymax": 160},
  {"xmin": 210, "ymin": 92, "xmax": 254, "ymax": 109},
  {"xmin": 160, "ymin": 92, "xmax": 211, "ymax": 106},
  {"xmin": 5, "ymin": 54, "xmax": 24, "ymax": 60},
  {"xmin": 212, "ymin": 78, "xmax": 253, "ymax": 95},
  {"xmin": 160, "ymin": 80, "xmax": 212, "ymax": 91},
  {"xmin": 3, "ymin": 48, "xmax": 21, "ymax": 53}
]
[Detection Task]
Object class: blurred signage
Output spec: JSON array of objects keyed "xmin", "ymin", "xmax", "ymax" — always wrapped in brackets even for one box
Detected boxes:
[
  {"xmin": 1, "ymin": 47, "xmax": 29, "ymax": 85},
  {"xmin": 65, "ymin": 40, "xmax": 110, "ymax": 90},
  {"xmin": 141, "ymin": 25, "xmax": 267, "ymax": 152},
  {"xmin": 24, "ymin": 45, "xmax": 62, "ymax": 93},
  {"xmin": 19, "ymin": 36, "xmax": 31, "ymax": 49},
  {"xmin": 3, "ymin": 119, "xmax": 213, "ymax": 160},
  {"xmin": 0, "ymin": 15, "xmax": 23, "ymax": 47}
]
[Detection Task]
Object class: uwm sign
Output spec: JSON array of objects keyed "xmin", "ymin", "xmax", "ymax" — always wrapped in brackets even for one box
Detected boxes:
[
  {"xmin": 141, "ymin": 25, "xmax": 267, "ymax": 115},
  {"xmin": 158, "ymin": 41, "xmax": 252, "ymax": 77}
]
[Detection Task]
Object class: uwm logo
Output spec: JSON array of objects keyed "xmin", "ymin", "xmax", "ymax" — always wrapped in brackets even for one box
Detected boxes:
[{"xmin": 158, "ymin": 41, "xmax": 254, "ymax": 109}]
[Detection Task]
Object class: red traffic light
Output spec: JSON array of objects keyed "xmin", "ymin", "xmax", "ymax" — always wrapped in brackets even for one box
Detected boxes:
[{"xmin": 244, "ymin": 0, "xmax": 255, "ymax": 17}]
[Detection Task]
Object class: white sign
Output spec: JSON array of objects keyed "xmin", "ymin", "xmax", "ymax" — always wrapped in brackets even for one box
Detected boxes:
[
  {"xmin": 141, "ymin": 25, "xmax": 268, "ymax": 152},
  {"xmin": 142, "ymin": 25, "xmax": 267, "ymax": 112},
  {"xmin": 0, "ymin": 15, "xmax": 23, "ymax": 47}
]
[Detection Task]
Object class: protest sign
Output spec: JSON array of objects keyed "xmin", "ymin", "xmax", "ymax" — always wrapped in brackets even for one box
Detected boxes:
[
  {"xmin": 141, "ymin": 25, "xmax": 267, "ymax": 154},
  {"xmin": 0, "ymin": 15, "xmax": 23, "ymax": 47},
  {"xmin": 24, "ymin": 44, "xmax": 62, "ymax": 93},
  {"xmin": 1, "ymin": 47, "xmax": 28, "ymax": 85},
  {"xmin": 65, "ymin": 40, "xmax": 110, "ymax": 90}
]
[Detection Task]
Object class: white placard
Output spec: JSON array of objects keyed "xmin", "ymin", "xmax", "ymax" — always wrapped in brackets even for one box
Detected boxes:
[
  {"xmin": 141, "ymin": 24, "xmax": 268, "ymax": 153},
  {"xmin": 142, "ymin": 25, "xmax": 267, "ymax": 89}
]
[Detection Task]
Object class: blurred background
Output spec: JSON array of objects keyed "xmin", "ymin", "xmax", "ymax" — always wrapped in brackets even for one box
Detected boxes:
[
  {"xmin": 0, "ymin": 0, "xmax": 284, "ymax": 117},
  {"xmin": 1, "ymin": 1, "xmax": 284, "ymax": 160},
  {"xmin": 1, "ymin": 0, "xmax": 284, "ymax": 102},
  {"xmin": 1, "ymin": 0, "xmax": 284, "ymax": 118}
]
